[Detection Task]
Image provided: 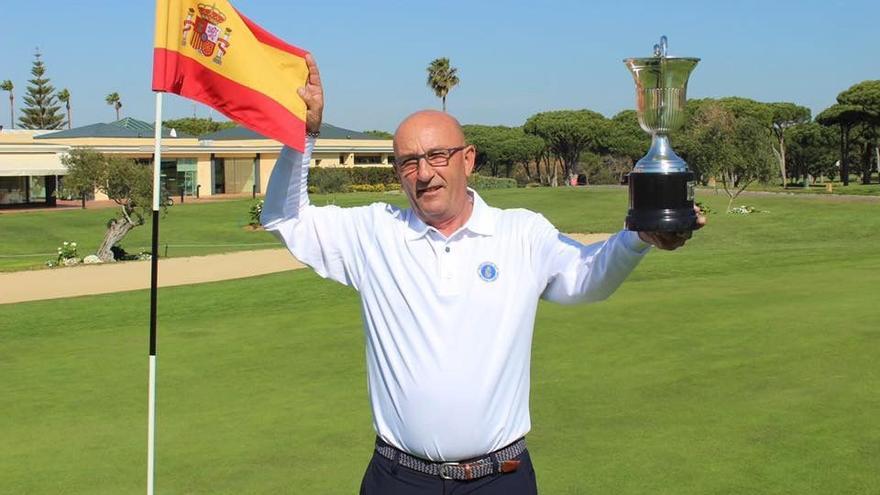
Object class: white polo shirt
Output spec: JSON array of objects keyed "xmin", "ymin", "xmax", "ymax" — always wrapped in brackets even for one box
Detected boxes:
[{"xmin": 262, "ymin": 140, "xmax": 651, "ymax": 461}]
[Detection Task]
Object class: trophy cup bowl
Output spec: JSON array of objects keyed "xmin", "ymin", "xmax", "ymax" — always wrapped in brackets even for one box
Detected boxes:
[{"xmin": 624, "ymin": 37, "xmax": 699, "ymax": 232}]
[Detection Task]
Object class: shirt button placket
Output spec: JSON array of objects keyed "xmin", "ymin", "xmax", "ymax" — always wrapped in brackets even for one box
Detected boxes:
[{"xmin": 441, "ymin": 244, "xmax": 452, "ymax": 280}]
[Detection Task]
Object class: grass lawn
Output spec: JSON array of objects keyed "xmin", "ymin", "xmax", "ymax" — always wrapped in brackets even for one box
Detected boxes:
[
  {"xmin": 0, "ymin": 187, "xmax": 634, "ymax": 272},
  {"xmin": 2, "ymin": 189, "xmax": 879, "ymax": 493},
  {"xmin": 745, "ymin": 179, "xmax": 880, "ymax": 196},
  {"xmin": 0, "ymin": 194, "xmax": 397, "ymax": 272}
]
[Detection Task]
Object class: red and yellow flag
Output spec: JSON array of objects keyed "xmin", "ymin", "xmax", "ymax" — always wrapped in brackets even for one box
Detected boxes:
[{"xmin": 152, "ymin": 0, "xmax": 309, "ymax": 151}]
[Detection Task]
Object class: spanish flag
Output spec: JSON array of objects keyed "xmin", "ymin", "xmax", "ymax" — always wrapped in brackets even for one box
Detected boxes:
[{"xmin": 152, "ymin": 0, "xmax": 309, "ymax": 151}]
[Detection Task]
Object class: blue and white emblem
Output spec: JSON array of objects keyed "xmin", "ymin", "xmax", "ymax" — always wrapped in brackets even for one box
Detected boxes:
[{"xmin": 478, "ymin": 262, "xmax": 499, "ymax": 282}]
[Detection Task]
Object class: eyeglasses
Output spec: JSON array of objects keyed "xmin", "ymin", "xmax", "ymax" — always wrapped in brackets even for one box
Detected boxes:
[{"xmin": 394, "ymin": 146, "xmax": 468, "ymax": 176}]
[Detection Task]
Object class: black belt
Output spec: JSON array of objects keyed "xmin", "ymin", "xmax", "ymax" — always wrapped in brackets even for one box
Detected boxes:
[{"xmin": 375, "ymin": 437, "xmax": 526, "ymax": 481}]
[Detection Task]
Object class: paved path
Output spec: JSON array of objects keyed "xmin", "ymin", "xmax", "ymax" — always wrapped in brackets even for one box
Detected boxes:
[{"xmin": 0, "ymin": 233, "xmax": 611, "ymax": 305}]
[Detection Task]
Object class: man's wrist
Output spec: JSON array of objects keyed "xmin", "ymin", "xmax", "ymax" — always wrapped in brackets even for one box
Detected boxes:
[{"xmin": 626, "ymin": 230, "xmax": 653, "ymax": 252}]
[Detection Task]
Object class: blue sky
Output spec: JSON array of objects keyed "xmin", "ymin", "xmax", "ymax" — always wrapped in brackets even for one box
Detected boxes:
[{"xmin": 1, "ymin": 0, "xmax": 877, "ymax": 132}]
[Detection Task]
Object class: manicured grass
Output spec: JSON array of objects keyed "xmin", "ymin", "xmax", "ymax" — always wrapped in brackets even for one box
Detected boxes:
[
  {"xmin": 0, "ymin": 194, "xmax": 395, "ymax": 272},
  {"xmin": 0, "ymin": 188, "xmax": 624, "ymax": 272},
  {"xmin": 746, "ymin": 180, "xmax": 880, "ymax": 196},
  {"xmin": 4, "ymin": 184, "xmax": 877, "ymax": 272},
  {"xmin": 2, "ymin": 189, "xmax": 880, "ymax": 493}
]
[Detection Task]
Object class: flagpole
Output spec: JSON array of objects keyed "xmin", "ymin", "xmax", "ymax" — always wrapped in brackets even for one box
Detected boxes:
[{"xmin": 148, "ymin": 91, "xmax": 163, "ymax": 495}]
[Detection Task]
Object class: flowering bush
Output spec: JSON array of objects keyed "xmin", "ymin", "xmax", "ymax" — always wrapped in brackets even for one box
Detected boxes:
[
  {"xmin": 695, "ymin": 201, "xmax": 712, "ymax": 216},
  {"xmin": 248, "ymin": 199, "xmax": 264, "ymax": 226},
  {"xmin": 48, "ymin": 241, "xmax": 81, "ymax": 266},
  {"xmin": 728, "ymin": 205, "xmax": 766, "ymax": 215}
]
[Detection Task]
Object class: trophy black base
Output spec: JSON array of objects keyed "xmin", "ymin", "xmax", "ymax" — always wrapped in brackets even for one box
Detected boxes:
[{"xmin": 626, "ymin": 171, "xmax": 696, "ymax": 232}]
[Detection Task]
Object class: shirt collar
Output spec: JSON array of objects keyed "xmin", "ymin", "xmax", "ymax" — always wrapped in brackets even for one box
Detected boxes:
[{"xmin": 405, "ymin": 188, "xmax": 496, "ymax": 240}]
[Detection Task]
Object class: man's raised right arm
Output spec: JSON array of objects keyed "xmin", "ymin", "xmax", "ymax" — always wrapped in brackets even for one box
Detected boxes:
[
  {"xmin": 260, "ymin": 141, "xmax": 367, "ymax": 289},
  {"xmin": 260, "ymin": 53, "xmax": 366, "ymax": 289}
]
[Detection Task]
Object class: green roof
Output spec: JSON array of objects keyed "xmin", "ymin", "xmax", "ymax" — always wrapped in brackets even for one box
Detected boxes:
[
  {"xmin": 36, "ymin": 118, "xmax": 192, "ymax": 139},
  {"xmin": 200, "ymin": 123, "xmax": 384, "ymax": 140}
]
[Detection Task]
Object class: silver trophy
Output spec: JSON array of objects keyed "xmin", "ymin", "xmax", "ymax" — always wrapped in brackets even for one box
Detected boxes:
[{"xmin": 624, "ymin": 36, "xmax": 699, "ymax": 231}]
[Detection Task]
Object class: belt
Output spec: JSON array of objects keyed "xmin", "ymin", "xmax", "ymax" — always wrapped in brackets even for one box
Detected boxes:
[{"xmin": 375, "ymin": 437, "xmax": 526, "ymax": 481}]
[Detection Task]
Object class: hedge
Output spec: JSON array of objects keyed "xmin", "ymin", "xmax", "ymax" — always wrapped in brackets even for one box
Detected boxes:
[
  {"xmin": 308, "ymin": 167, "xmax": 399, "ymax": 194},
  {"xmin": 467, "ymin": 174, "xmax": 518, "ymax": 190}
]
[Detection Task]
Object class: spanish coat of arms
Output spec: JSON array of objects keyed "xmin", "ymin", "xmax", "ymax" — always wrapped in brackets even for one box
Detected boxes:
[{"xmin": 180, "ymin": 4, "xmax": 232, "ymax": 65}]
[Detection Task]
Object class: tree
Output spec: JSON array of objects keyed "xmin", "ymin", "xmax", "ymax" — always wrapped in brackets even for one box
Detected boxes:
[
  {"xmin": 426, "ymin": 58, "xmax": 459, "ymax": 112},
  {"xmin": 786, "ymin": 122, "xmax": 838, "ymax": 183},
  {"xmin": 163, "ymin": 117, "xmax": 236, "ymax": 137},
  {"xmin": 57, "ymin": 88, "xmax": 71, "ymax": 129},
  {"xmin": 61, "ymin": 148, "xmax": 168, "ymax": 262},
  {"xmin": 817, "ymin": 103, "xmax": 865, "ymax": 186},
  {"xmin": 523, "ymin": 109, "xmax": 610, "ymax": 186},
  {"xmin": 767, "ymin": 102, "xmax": 811, "ymax": 187},
  {"xmin": 462, "ymin": 125, "xmax": 544, "ymax": 178},
  {"xmin": 106, "ymin": 92, "xmax": 122, "ymax": 121},
  {"xmin": 684, "ymin": 100, "xmax": 775, "ymax": 211},
  {"xmin": 362, "ymin": 129, "xmax": 393, "ymax": 139},
  {"xmin": 836, "ymin": 80, "xmax": 880, "ymax": 184},
  {"xmin": 18, "ymin": 51, "xmax": 65, "ymax": 130},
  {"xmin": 1, "ymin": 80, "xmax": 13, "ymax": 129}
]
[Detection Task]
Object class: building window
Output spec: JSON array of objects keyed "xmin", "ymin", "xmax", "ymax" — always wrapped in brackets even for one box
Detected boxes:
[
  {"xmin": 213, "ymin": 158, "xmax": 225, "ymax": 194},
  {"xmin": 29, "ymin": 176, "xmax": 46, "ymax": 202},
  {"xmin": 0, "ymin": 176, "xmax": 27, "ymax": 205},
  {"xmin": 354, "ymin": 154, "xmax": 382, "ymax": 165}
]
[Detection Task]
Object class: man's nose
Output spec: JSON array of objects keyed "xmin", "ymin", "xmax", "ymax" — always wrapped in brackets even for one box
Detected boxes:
[{"xmin": 415, "ymin": 157, "xmax": 435, "ymax": 182}]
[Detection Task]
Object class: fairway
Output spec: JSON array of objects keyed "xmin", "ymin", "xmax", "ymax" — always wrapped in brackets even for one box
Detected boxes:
[{"xmin": 2, "ymin": 188, "xmax": 879, "ymax": 494}]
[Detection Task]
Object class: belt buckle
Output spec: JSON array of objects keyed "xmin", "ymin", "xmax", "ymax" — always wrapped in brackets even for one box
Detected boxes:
[{"xmin": 438, "ymin": 461, "xmax": 459, "ymax": 480}]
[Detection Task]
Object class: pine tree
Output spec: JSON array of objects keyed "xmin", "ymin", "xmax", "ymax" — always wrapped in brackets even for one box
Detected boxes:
[{"xmin": 18, "ymin": 50, "xmax": 65, "ymax": 130}]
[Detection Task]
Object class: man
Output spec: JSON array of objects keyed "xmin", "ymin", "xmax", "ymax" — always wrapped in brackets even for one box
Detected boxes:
[{"xmin": 261, "ymin": 54, "xmax": 705, "ymax": 494}]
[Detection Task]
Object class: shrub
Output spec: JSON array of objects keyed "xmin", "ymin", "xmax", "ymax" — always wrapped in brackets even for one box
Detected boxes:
[
  {"xmin": 309, "ymin": 168, "xmax": 352, "ymax": 193},
  {"xmin": 350, "ymin": 184, "xmax": 386, "ymax": 193},
  {"xmin": 249, "ymin": 199, "xmax": 264, "ymax": 226},
  {"xmin": 350, "ymin": 167, "xmax": 398, "ymax": 185},
  {"xmin": 467, "ymin": 174, "xmax": 517, "ymax": 190},
  {"xmin": 47, "ymin": 241, "xmax": 80, "ymax": 267}
]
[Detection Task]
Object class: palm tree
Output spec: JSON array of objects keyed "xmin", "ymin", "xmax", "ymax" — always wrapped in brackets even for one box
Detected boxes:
[
  {"xmin": 58, "ymin": 88, "xmax": 71, "ymax": 129},
  {"xmin": 1, "ymin": 80, "xmax": 13, "ymax": 129},
  {"xmin": 426, "ymin": 58, "xmax": 459, "ymax": 112},
  {"xmin": 105, "ymin": 92, "xmax": 122, "ymax": 121}
]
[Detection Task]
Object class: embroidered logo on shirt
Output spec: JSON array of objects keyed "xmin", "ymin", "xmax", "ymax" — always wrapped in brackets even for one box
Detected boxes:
[{"xmin": 478, "ymin": 262, "xmax": 499, "ymax": 282}]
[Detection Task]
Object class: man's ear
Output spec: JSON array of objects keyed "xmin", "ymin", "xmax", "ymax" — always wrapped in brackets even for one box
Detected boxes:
[{"xmin": 463, "ymin": 144, "xmax": 476, "ymax": 177}]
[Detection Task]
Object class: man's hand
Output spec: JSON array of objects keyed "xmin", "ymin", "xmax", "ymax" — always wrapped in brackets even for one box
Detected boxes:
[
  {"xmin": 637, "ymin": 205, "xmax": 707, "ymax": 250},
  {"xmin": 297, "ymin": 53, "xmax": 324, "ymax": 135}
]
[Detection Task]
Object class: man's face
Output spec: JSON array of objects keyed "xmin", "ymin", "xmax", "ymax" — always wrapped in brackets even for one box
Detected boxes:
[{"xmin": 393, "ymin": 113, "xmax": 475, "ymax": 227}]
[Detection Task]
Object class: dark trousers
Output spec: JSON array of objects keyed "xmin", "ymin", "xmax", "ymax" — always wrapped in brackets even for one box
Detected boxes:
[{"xmin": 359, "ymin": 449, "xmax": 538, "ymax": 494}]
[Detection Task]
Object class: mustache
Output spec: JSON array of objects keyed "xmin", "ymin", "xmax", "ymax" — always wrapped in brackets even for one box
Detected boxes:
[{"xmin": 416, "ymin": 180, "xmax": 444, "ymax": 192}]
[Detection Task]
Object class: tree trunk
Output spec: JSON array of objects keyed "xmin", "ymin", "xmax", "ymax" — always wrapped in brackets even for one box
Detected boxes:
[
  {"xmin": 779, "ymin": 134, "xmax": 787, "ymax": 187},
  {"xmin": 441, "ymin": 96, "xmax": 446, "ymax": 113},
  {"xmin": 862, "ymin": 143, "xmax": 872, "ymax": 185},
  {"xmin": 841, "ymin": 125, "xmax": 850, "ymax": 186},
  {"xmin": 66, "ymin": 103, "xmax": 71, "ymax": 129},
  {"xmin": 9, "ymin": 94, "xmax": 13, "ymax": 129},
  {"xmin": 523, "ymin": 159, "xmax": 535, "ymax": 183},
  {"xmin": 96, "ymin": 217, "xmax": 135, "ymax": 262},
  {"xmin": 875, "ymin": 145, "xmax": 879, "ymax": 184}
]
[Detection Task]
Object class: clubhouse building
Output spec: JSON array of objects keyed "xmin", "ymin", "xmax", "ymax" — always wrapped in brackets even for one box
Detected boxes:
[{"xmin": 0, "ymin": 118, "xmax": 393, "ymax": 207}]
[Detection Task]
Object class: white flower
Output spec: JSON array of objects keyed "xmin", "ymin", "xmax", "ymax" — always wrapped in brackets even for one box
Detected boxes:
[
  {"xmin": 63, "ymin": 241, "xmax": 69, "ymax": 246},
  {"xmin": 71, "ymin": 242, "xmax": 77, "ymax": 247}
]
